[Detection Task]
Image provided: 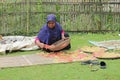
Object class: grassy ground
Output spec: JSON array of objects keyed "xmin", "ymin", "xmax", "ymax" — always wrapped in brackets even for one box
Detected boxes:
[{"xmin": 0, "ymin": 32, "xmax": 120, "ymax": 80}]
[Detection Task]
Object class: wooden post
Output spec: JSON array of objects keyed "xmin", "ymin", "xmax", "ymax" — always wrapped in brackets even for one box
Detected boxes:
[
  {"xmin": 26, "ymin": 0, "xmax": 30, "ymax": 35},
  {"xmin": 98, "ymin": 0, "xmax": 102, "ymax": 30}
]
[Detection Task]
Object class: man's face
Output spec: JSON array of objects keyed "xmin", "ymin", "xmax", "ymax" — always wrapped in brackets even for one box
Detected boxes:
[{"xmin": 47, "ymin": 21, "xmax": 55, "ymax": 28}]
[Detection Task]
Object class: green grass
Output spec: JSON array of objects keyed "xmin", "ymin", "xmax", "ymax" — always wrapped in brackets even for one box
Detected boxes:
[
  {"xmin": 0, "ymin": 32, "xmax": 120, "ymax": 80},
  {"xmin": 70, "ymin": 32, "xmax": 120, "ymax": 51}
]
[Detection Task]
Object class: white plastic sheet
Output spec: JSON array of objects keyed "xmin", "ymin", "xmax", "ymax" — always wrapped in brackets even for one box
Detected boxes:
[{"xmin": 0, "ymin": 36, "xmax": 39, "ymax": 54}]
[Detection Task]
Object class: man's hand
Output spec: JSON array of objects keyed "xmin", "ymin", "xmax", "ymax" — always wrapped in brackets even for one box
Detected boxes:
[
  {"xmin": 39, "ymin": 43, "xmax": 44, "ymax": 48},
  {"xmin": 44, "ymin": 44, "xmax": 50, "ymax": 49},
  {"xmin": 44, "ymin": 44, "xmax": 55, "ymax": 50},
  {"xmin": 62, "ymin": 34, "xmax": 66, "ymax": 40},
  {"xmin": 49, "ymin": 45, "xmax": 55, "ymax": 50},
  {"xmin": 35, "ymin": 40, "xmax": 45, "ymax": 49}
]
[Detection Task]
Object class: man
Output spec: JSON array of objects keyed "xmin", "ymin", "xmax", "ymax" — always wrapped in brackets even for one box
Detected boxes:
[{"xmin": 35, "ymin": 14, "xmax": 71, "ymax": 52}]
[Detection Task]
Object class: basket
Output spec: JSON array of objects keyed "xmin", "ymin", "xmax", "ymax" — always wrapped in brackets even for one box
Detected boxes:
[
  {"xmin": 49, "ymin": 37, "xmax": 70, "ymax": 51},
  {"xmin": 93, "ymin": 52, "xmax": 120, "ymax": 59}
]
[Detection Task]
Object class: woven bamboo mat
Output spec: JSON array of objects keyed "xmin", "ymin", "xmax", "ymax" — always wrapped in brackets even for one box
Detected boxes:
[
  {"xmin": 0, "ymin": 54, "xmax": 54, "ymax": 68},
  {"xmin": 0, "ymin": 51, "xmax": 97, "ymax": 68}
]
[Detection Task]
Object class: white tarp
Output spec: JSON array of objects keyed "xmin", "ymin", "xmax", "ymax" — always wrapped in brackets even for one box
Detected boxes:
[{"xmin": 0, "ymin": 36, "xmax": 39, "ymax": 54}]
